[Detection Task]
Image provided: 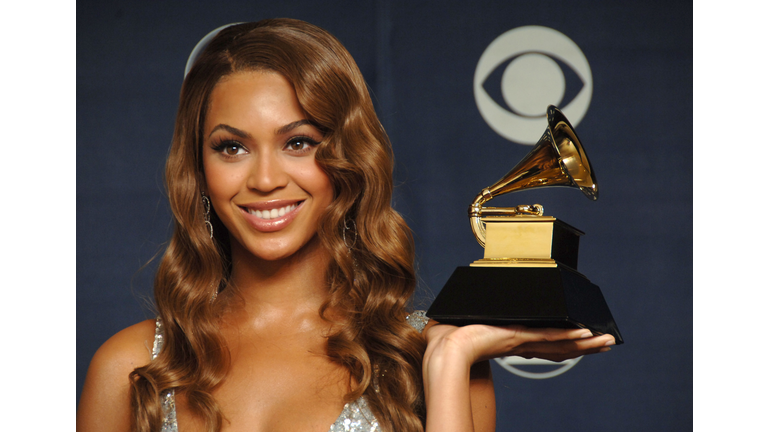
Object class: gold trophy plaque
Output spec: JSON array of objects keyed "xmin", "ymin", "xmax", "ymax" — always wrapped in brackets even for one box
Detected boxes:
[{"xmin": 427, "ymin": 106, "xmax": 623, "ymax": 344}]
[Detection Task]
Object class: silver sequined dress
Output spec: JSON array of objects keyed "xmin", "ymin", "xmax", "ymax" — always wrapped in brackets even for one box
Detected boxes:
[{"xmin": 151, "ymin": 310, "xmax": 429, "ymax": 432}]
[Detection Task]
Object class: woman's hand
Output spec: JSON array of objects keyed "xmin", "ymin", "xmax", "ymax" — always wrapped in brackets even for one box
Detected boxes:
[
  {"xmin": 424, "ymin": 323, "xmax": 615, "ymax": 367},
  {"xmin": 421, "ymin": 323, "xmax": 615, "ymax": 432}
]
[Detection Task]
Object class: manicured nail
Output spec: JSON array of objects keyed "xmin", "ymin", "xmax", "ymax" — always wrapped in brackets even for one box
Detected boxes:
[
  {"xmin": 579, "ymin": 330, "xmax": 594, "ymax": 338},
  {"xmin": 599, "ymin": 347, "xmax": 612, "ymax": 353},
  {"xmin": 604, "ymin": 338, "xmax": 615, "ymax": 347}
]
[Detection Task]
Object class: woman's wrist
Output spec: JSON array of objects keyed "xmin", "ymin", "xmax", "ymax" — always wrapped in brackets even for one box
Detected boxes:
[
  {"xmin": 422, "ymin": 334, "xmax": 478, "ymax": 432},
  {"xmin": 424, "ymin": 332, "xmax": 478, "ymax": 379}
]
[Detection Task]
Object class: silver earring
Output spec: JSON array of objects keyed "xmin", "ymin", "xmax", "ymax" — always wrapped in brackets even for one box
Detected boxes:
[
  {"xmin": 343, "ymin": 219, "xmax": 357, "ymax": 250},
  {"xmin": 203, "ymin": 193, "xmax": 217, "ymax": 303},
  {"xmin": 202, "ymin": 193, "xmax": 213, "ymax": 239}
]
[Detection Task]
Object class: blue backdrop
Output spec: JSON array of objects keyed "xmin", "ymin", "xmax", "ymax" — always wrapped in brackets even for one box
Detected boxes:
[{"xmin": 77, "ymin": 1, "xmax": 692, "ymax": 430}]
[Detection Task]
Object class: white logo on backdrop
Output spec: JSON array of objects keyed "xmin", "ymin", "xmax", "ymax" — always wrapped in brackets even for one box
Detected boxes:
[
  {"xmin": 495, "ymin": 355, "xmax": 582, "ymax": 379},
  {"xmin": 473, "ymin": 26, "xmax": 593, "ymax": 145}
]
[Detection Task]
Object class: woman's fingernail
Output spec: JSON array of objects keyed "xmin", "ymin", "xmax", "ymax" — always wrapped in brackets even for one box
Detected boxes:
[
  {"xmin": 604, "ymin": 338, "xmax": 615, "ymax": 347},
  {"xmin": 580, "ymin": 330, "xmax": 594, "ymax": 338},
  {"xmin": 599, "ymin": 347, "xmax": 612, "ymax": 353}
]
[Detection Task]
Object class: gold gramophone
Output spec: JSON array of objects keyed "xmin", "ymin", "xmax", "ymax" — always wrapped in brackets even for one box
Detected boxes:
[{"xmin": 427, "ymin": 106, "xmax": 622, "ymax": 343}]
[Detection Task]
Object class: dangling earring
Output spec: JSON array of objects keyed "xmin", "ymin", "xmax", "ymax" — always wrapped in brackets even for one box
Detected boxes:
[
  {"xmin": 202, "ymin": 193, "xmax": 217, "ymax": 302},
  {"xmin": 343, "ymin": 219, "xmax": 357, "ymax": 250},
  {"xmin": 202, "ymin": 192, "xmax": 214, "ymax": 239}
]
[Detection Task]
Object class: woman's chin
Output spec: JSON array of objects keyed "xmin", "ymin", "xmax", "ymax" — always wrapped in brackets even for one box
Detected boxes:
[
  {"xmin": 244, "ymin": 245, "xmax": 298, "ymax": 263},
  {"xmin": 233, "ymin": 234, "xmax": 325, "ymax": 265}
]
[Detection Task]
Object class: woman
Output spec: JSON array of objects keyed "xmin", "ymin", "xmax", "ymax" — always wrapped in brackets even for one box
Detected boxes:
[{"xmin": 77, "ymin": 19, "xmax": 614, "ymax": 432}]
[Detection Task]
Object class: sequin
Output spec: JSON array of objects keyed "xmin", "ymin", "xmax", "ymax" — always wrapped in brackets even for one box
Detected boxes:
[
  {"xmin": 406, "ymin": 310, "xmax": 429, "ymax": 333},
  {"xmin": 160, "ymin": 390, "xmax": 179, "ymax": 432},
  {"xmin": 152, "ymin": 319, "xmax": 179, "ymax": 432},
  {"xmin": 329, "ymin": 397, "xmax": 379, "ymax": 432},
  {"xmin": 151, "ymin": 311, "xmax": 429, "ymax": 431},
  {"xmin": 151, "ymin": 318, "xmax": 164, "ymax": 360}
]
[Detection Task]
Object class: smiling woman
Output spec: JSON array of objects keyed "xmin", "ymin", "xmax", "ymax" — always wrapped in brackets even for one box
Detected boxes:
[
  {"xmin": 76, "ymin": 18, "xmax": 614, "ymax": 432},
  {"xmin": 203, "ymin": 71, "xmax": 333, "ymax": 263}
]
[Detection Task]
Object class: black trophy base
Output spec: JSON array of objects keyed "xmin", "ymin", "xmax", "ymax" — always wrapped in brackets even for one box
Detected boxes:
[{"xmin": 426, "ymin": 266, "xmax": 623, "ymax": 344}]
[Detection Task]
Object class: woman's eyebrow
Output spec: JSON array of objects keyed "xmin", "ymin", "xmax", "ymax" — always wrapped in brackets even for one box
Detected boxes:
[
  {"xmin": 275, "ymin": 119, "xmax": 314, "ymax": 136},
  {"xmin": 208, "ymin": 124, "xmax": 252, "ymax": 139}
]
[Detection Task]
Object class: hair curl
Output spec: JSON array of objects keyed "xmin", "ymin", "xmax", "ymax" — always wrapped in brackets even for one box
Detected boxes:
[{"xmin": 129, "ymin": 19, "xmax": 425, "ymax": 432}]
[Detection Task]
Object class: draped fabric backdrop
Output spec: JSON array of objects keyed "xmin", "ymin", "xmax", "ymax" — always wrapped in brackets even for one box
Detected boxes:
[{"xmin": 77, "ymin": 1, "xmax": 692, "ymax": 430}]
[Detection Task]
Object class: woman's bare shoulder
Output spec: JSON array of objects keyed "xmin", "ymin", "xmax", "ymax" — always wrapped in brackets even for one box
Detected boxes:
[
  {"xmin": 113, "ymin": 319, "xmax": 157, "ymax": 351},
  {"xmin": 77, "ymin": 319, "xmax": 157, "ymax": 432},
  {"xmin": 90, "ymin": 319, "xmax": 158, "ymax": 373}
]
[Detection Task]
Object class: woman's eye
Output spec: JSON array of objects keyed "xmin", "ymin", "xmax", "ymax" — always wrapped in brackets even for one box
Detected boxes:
[
  {"xmin": 285, "ymin": 137, "xmax": 319, "ymax": 153},
  {"xmin": 224, "ymin": 145, "xmax": 242, "ymax": 155},
  {"xmin": 211, "ymin": 140, "xmax": 247, "ymax": 157},
  {"xmin": 287, "ymin": 140, "xmax": 308, "ymax": 151}
]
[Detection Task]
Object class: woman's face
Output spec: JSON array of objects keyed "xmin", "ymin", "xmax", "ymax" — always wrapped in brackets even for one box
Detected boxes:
[{"xmin": 202, "ymin": 71, "xmax": 333, "ymax": 262}]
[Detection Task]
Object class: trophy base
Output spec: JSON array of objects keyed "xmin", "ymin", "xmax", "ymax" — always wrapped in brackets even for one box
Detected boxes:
[{"xmin": 426, "ymin": 266, "xmax": 623, "ymax": 344}]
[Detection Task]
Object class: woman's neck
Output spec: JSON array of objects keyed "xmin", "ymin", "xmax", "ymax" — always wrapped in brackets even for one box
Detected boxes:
[{"xmin": 226, "ymin": 234, "xmax": 333, "ymax": 320}]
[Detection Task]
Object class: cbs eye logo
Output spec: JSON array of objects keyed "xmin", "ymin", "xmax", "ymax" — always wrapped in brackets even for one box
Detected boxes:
[
  {"xmin": 474, "ymin": 26, "xmax": 593, "ymax": 145},
  {"xmin": 495, "ymin": 355, "xmax": 582, "ymax": 380}
]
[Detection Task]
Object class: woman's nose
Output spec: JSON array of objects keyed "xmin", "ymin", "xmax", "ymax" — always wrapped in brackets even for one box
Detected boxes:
[{"xmin": 246, "ymin": 152, "xmax": 288, "ymax": 192}]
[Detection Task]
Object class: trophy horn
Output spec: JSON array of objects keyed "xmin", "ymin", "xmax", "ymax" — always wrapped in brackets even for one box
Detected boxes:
[{"xmin": 469, "ymin": 106, "xmax": 598, "ymax": 247}]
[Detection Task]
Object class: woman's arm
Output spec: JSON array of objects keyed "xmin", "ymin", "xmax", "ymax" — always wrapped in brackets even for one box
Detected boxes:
[
  {"xmin": 422, "ymin": 322, "xmax": 614, "ymax": 432},
  {"xmin": 77, "ymin": 319, "xmax": 157, "ymax": 432}
]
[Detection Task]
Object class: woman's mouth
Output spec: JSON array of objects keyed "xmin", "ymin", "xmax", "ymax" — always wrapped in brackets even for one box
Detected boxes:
[
  {"xmin": 239, "ymin": 200, "xmax": 304, "ymax": 232},
  {"xmin": 246, "ymin": 202, "xmax": 299, "ymax": 220}
]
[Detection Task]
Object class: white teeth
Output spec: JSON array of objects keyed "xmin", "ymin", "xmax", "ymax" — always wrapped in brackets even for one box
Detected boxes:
[{"xmin": 249, "ymin": 203, "xmax": 298, "ymax": 220}]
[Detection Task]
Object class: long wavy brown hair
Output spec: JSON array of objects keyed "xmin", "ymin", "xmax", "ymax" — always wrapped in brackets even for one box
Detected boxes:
[{"xmin": 128, "ymin": 19, "xmax": 426, "ymax": 432}]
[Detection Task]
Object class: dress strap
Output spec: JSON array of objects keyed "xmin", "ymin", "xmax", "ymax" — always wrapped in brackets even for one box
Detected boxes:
[
  {"xmin": 152, "ymin": 317, "xmax": 179, "ymax": 432},
  {"xmin": 152, "ymin": 317, "xmax": 165, "ymax": 360}
]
